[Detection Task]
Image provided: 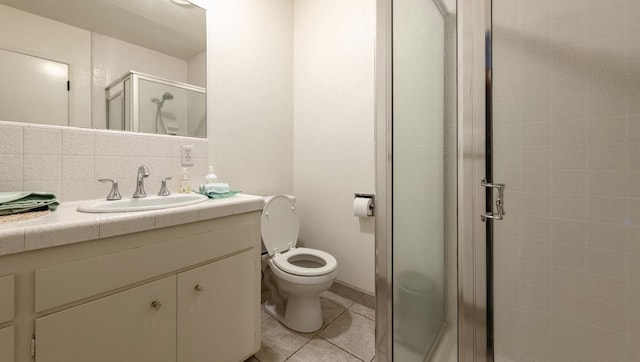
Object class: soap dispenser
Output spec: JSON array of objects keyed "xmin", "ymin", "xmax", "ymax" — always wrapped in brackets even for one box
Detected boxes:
[
  {"xmin": 178, "ymin": 167, "xmax": 191, "ymax": 193},
  {"xmin": 205, "ymin": 165, "xmax": 217, "ymax": 185}
]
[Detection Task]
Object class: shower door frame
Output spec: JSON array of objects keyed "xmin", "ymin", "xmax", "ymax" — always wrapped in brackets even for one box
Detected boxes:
[
  {"xmin": 375, "ymin": 0, "xmax": 494, "ymax": 360},
  {"xmin": 457, "ymin": 0, "xmax": 493, "ymax": 360}
]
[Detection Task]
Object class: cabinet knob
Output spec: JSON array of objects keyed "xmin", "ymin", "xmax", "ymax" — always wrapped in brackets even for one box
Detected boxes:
[
  {"xmin": 150, "ymin": 300, "xmax": 162, "ymax": 310},
  {"xmin": 194, "ymin": 284, "xmax": 204, "ymax": 292}
]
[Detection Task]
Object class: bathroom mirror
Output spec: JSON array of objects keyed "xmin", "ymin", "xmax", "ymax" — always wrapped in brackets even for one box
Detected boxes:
[{"xmin": 0, "ymin": 0, "xmax": 206, "ymax": 138}]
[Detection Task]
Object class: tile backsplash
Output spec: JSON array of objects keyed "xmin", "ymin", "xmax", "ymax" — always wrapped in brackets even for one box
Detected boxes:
[{"xmin": 0, "ymin": 121, "xmax": 208, "ymax": 202}]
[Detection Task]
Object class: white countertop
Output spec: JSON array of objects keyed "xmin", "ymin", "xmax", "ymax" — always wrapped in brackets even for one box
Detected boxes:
[{"xmin": 0, "ymin": 194, "xmax": 264, "ymax": 257}]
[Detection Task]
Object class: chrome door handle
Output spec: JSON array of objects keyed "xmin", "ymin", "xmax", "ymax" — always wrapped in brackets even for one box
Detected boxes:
[{"xmin": 481, "ymin": 179, "xmax": 505, "ymax": 221}]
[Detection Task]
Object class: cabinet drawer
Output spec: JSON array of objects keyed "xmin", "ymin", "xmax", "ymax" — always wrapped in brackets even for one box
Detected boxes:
[
  {"xmin": 35, "ymin": 218, "xmax": 257, "ymax": 312},
  {"xmin": 35, "ymin": 276, "xmax": 176, "ymax": 362},
  {"xmin": 0, "ymin": 274, "xmax": 14, "ymax": 324},
  {"xmin": 0, "ymin": 325, "xmax": 14, "ymax": 362}
]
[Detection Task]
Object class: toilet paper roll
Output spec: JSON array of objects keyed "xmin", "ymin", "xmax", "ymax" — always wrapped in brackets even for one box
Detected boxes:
[{"xmin": 353, "ymin": 197, "xmax": 372, "ymax": 217}]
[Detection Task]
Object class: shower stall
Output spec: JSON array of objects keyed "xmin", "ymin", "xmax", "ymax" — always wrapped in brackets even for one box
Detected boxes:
[
  {"xmin": 376, "ymin": 0, "xmax": 640, "ymax": 360},
  {"xmin": 106, "ymin": 71, "xmax": 206, "ymax": 137}
]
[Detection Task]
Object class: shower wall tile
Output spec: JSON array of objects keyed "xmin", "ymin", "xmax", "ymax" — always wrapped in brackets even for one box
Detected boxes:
[
  {"xmin": 494, "ymin": 1, "xmax": 640, "ymax": 358},
  {"xmin": 0, "ymin": 121, "xmax": 208, "ymax": 202}
]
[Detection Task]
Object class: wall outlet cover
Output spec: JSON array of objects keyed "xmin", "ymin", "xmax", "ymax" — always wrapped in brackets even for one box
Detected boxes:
[{"xmin": 181, "ymin": 145, "xmax": 194, "ymax": 166}]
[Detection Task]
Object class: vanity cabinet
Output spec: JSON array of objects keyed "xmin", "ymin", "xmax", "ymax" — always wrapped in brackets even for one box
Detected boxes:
[
  {"xmin": 177, "ymin": 250, "xmax": 255, "ymax": 362},
  {"xmin": 0, "ymin": 326, "xmax": 14, "ymax": 362},
  {"xmin": 35, "ymin": 276, "xmax": 177, "ymax": 362},
  {"xmin": 0, "ymin": 211, "xmax": 261, "ymax": 362}
]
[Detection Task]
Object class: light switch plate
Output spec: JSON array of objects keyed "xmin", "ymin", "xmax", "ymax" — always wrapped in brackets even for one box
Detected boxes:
[{"xmin": 181, "ymin": 145, "xmax": 194, "ymax": 166}]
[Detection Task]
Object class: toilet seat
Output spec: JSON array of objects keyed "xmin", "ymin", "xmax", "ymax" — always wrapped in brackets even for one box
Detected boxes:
[
  {"xmin": 261, "ymin": 195, "xmax": 300, "ymax": 256},
  {"xmin": 273, "ymin": 247, "xmax": 337, "ymax": 277}
]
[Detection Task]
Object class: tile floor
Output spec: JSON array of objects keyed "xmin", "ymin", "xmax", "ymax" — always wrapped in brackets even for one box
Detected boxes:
[{"xmin": 245, "ymin": 290, "xmax": 376, "ymax": 362}]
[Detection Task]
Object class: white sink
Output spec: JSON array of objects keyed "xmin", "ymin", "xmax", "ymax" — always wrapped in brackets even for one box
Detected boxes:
[{"xmin": 77, "ymin": 193, "xmax": 208, "ymax": 213}]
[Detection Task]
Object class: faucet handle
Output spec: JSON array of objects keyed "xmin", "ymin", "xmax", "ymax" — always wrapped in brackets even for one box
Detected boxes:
[
  {"xmin": 98, "ymin": 179, "xmax": 122, "ymax": 200},
  {"xmin": 158, "ymin": 177, "xmax": 172, "ymax": 196}
]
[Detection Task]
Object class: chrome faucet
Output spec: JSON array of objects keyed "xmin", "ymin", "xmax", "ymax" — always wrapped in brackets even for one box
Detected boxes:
[{"xmin": 133, "ymin": 165, "xmax": 150, "ymax": 198}]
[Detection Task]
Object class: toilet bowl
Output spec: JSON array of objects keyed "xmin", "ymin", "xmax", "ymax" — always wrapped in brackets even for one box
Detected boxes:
[{"xmin": 261, "ymin": 195, "xmax": 338, "ymax": 333}]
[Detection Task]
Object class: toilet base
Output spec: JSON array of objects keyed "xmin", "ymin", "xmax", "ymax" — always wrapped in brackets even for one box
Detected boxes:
[{"xmin": 264, "ymin": 295, "xmax": 323, "ymax": 333}]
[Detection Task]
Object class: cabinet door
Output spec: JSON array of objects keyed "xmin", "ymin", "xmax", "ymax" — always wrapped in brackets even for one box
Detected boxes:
[
  {"xmin": 177, "ymin": 251, "xmax": 256, "ymax": 362},
  {"xmin": 0, "ymin": 326, "xmax": 14, "ymax": 362},
  {"xmin": 35, "ymin": 276, "xmax": 176, "ymax": 362}
]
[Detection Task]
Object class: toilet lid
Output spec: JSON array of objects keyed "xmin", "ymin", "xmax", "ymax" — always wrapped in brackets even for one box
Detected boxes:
[
  {"xmin": 261, "ymin": 195, "xmax": 299, "ymax": 256},
  {"xmin": 272, "ymin": 247, "xmax": 337, "ymax": 276}
]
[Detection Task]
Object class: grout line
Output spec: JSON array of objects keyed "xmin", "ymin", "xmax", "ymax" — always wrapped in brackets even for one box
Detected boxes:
[{"xmin": 318, "ymin": 334, "xmax": 366, "ymax": 362}]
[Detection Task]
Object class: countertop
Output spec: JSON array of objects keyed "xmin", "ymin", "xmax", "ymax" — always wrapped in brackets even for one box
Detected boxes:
[{"xmin": 0, "ymin": 194, "xmax": 264, "ymax": 257}]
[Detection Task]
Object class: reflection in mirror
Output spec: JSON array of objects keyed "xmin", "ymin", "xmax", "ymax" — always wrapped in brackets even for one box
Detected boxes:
[
  {"xmin": 106, "ymin": 72, "xmax": 205, "ymax": 137},
  {"xmin": 0, "ymin": 0, "xmax": 206, "ymax": 138}
]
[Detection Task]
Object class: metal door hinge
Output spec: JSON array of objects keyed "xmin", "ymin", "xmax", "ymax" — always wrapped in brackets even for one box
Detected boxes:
[
  {"xmin": 481, "ymin": 179, "xmax": 505, "ymax": 221},
  {"xmin": 31, "ymin": 335, "xmax": 36, "ymax": 358}
]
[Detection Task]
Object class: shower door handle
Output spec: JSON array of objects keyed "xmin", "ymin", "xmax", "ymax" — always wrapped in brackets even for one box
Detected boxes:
[{"xmin": 481, "ymin": 179, "xmax": 505, "ymax": 221}]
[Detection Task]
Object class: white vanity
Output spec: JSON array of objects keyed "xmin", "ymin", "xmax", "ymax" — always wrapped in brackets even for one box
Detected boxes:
[{"xmin": 0, "ymin": 194, "xmax": 263, "ymax": 362}]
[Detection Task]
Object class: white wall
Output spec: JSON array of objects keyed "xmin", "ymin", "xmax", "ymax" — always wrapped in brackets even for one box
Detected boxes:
[
  {"xmin": 293, "ymin": 0, "xmax": 376, "ymax": 293},
  {"xmin": 0, "ymin": 4, "xmax": 91, "ymax": 129},
  {"xmin": 205, "ymin": 0, "xmax": 294, "ymax": 196}
]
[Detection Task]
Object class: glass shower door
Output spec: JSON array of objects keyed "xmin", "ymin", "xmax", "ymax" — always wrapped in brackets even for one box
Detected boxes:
[
  {"xmin": 491, "ymin": 0, "xmax": 640, "ymax": 360},
  {"xmin": 391, "ymin": 0, "xmax": 457, "ymax": 360}
]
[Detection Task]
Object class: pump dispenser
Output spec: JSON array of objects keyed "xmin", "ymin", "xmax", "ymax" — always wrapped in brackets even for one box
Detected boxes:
[
  {"xmin": 178, "ymin": 167, "xmax": 191, "ymax": 193},
  {"xmin": 205, "ymin": 165, "xmax": 218, "ymax": 184}
]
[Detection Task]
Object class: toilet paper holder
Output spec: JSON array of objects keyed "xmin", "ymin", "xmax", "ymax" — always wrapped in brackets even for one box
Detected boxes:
[{"xmin": 354, "ymin": 193, "xmax": 375, "ymax": 216}]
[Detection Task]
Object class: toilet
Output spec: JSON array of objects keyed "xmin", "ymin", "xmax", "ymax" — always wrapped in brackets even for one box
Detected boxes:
[{"xmin": 261, "ymin": 195, "xmax": 338, "ymax": 333}]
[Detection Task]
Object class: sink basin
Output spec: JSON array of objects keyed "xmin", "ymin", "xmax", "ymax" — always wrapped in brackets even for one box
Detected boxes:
[{"xmin": 77, "ymin": 193, "xmax": 208, "ymax": 213}]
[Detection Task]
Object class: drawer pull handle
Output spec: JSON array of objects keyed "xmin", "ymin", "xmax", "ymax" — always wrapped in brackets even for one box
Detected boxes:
[
  {"xmin": 194, "ymin": 284, "xmax": 204, "ymax": 292},
  {"xmin": 151, "ymin": 300, "xmax": 162, "ymax": 310}
]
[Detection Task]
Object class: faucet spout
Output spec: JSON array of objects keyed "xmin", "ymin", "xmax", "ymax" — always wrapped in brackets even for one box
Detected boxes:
[{"xmin": 133, "ymin": 165, "xmax": 150, "ymax": 198}]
